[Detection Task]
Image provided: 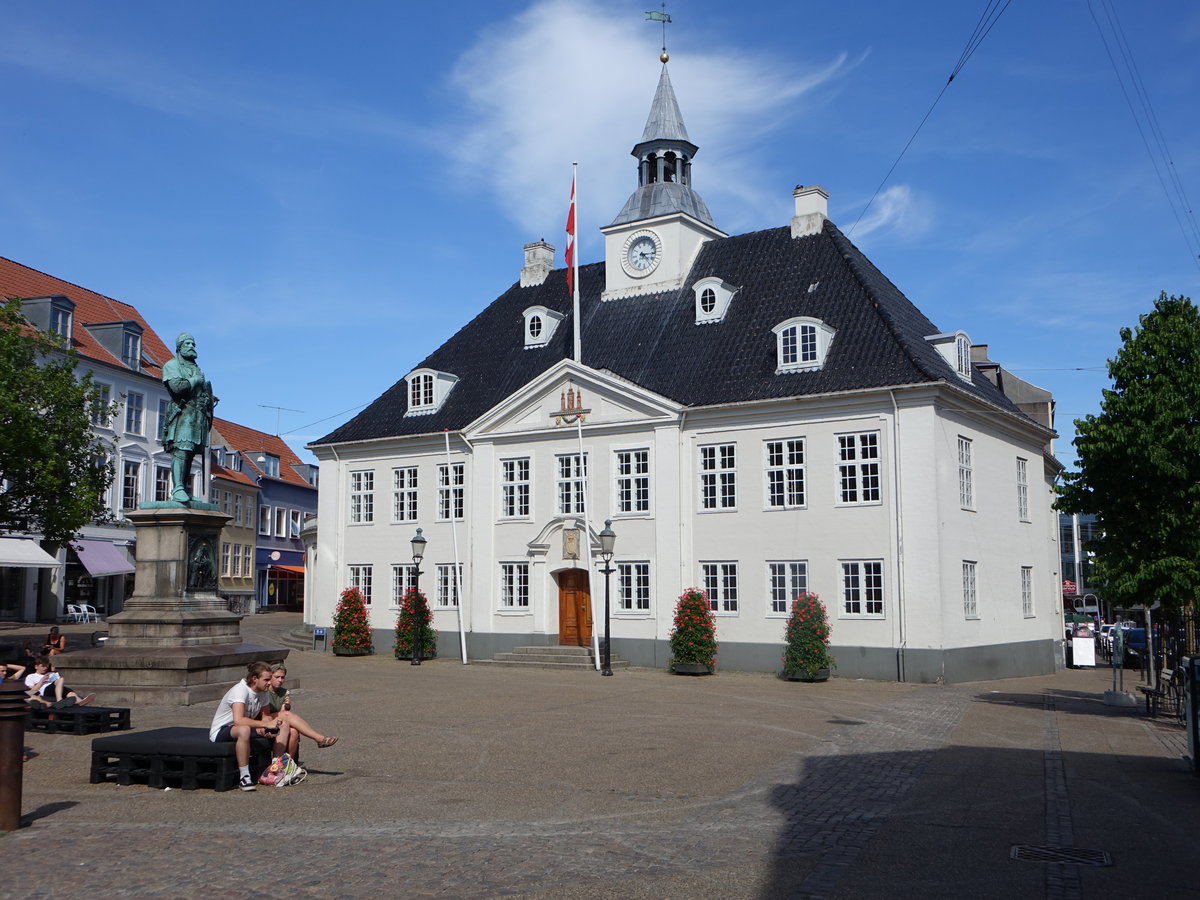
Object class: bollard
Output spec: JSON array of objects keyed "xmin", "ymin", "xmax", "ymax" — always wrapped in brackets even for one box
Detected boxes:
[{"xmin": 0, "ymin": 680, "xmax": 26, "ymax": 832}]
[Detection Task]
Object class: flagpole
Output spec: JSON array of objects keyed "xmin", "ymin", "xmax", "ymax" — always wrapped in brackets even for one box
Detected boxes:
[
  {"xmin": 445, "ymin": 429, "xmax": 468, "ymax": 664},
  {"xmin": 571, "ymin": 162, "xmax": 581, "ymax": 363}
]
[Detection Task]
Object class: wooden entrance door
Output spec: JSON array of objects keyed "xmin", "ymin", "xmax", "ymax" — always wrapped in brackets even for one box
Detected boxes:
[{"xmin": 558, "ymin": 569, "xmax": 592, "ymax": 647}]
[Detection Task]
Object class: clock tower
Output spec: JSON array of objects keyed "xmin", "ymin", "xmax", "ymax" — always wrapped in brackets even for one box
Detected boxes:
[{"xmin": 601, "ymin": 59, "xmax": 726, "ymax": 300}]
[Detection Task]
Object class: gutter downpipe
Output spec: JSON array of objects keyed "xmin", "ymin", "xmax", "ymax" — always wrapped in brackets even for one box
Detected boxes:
[
  {"xmin": 328, "ymin": 444, "xmax": 344, "ymax": 636},
  {"xmin": 445, "ymin": 430, "xmax": 470, "ymax": 664},
  {"xmin": 890, "ymin": 391, "xmax": 907, "ymax": 682}
]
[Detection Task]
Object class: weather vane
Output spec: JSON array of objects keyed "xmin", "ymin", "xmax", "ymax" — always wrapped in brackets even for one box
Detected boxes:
[{"xmin": 645, "ymin": 2, "xmax": 672, "ymax": 63}]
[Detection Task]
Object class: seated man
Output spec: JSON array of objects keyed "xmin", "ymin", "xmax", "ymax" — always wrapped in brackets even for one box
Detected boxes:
[
  {"xmin": 261, "ymin": 664, "xmax": 338, "ymax": 757},
  {"xmin": 209, "ymin": 661, "xmax": 291, "ymax": 792},
  {"xmin": 24, "ymin": 657, "xmax": 95, "ymax": 708},
  {"xmin": 1, "ymin": 663, "xmax": 26, "ymax": 682}
]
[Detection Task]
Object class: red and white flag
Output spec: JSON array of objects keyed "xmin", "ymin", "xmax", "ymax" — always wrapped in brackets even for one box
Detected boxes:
[{"xmin": 564, "ymin": 173, "xmax": 576, "ymax": 295}]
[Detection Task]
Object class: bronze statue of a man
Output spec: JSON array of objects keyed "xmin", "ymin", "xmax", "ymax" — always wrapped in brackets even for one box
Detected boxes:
[{"xmin": 161, "ymin": 332, "xmax": 216, "ymax": 502}]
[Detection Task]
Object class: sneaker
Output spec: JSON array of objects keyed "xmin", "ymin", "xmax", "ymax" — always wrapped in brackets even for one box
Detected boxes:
[
  {"xmin": 276, "ymin": 756, "xmax": 305, "ymax": 787},
  {"xmin": 239, "ymin": 774, "xmax": 257, "ymax": 792},
  {"xmin": 77, "ymin": 694, "xmax": 96, "ymax": 707}
]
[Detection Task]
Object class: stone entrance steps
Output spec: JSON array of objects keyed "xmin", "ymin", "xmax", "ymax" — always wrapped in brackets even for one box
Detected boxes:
[{"xmin": 474, "ymin": 644, "xmax": 630, "ymax": 670}]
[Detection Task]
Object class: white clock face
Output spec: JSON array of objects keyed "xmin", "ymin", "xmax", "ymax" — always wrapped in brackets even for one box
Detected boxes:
[{"xmin": 622, "ymin": 230, "xmax": 662, "ymax": 277}]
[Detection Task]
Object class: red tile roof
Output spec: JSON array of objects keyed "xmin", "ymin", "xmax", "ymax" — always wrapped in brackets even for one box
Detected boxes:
[
  {"xmin": 211, "ymin": 417, "xmax": 315, "ymax": 491},
  {"xmin": 0, "ymin": 256, "xmax": 174, "ymax": 377}
]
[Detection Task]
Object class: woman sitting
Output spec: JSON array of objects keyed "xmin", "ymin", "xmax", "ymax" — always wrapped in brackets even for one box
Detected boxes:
[{"xmin": 43, "ymin": 627, "xmax": 66, "ymax": 656}]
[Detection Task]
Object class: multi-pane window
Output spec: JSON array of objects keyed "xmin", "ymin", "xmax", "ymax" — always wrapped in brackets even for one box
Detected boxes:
[
  {"xmin": 962, "ymin": 561, "xmax": 978, "ymax": 618},
  {"xmin": 350, "ymin": 471, "xmax": 374, "ymax": 524},
  {"xmin": 438, "ymin": 463, "xmax": 465, "ymax": 520},
  {"xmin": 1016, "ymin": 457, "xmax": 1029, "ymax": 521},
  {"xmin": 234, "ymin": 494, "xmax": 243, "ymax": 526},
  {"xmin": 121, "ymin": 460, "xmax": 141, "ymax": 512},
  {"xmin": 615, "ymin": 450, "xmax": 650, "ymax": 514},
  {"xmin": 765, "ymin": 439, "xmax": 805, "ymax": 509},
  {"xmin": 956, "ymin": 335, "xmax": 972, "ymax": 378},
  {"xmin": 290, "ymin": 510, "xmax": 302, "ymax": 537},
  {"xmin": 391, "ymin": 564, "xmax": 419, "ymax": 606},
  {"xmin": 958, "ymin": 437, "xmax": 974, "ymax": 510},
  {"xmin": 259, "ymin": 506, "xmax": 271, "ymax": 536},
  {"xmin": 125, "ymin": 392, "xmax": 144, "ymax": 434},
  {"xmin": 617, "ymin": 562, "xmax": 651, "ymax": 612},
  {"xmin": 699, "ymin": 444, "xmax": 737, "ymax": 510},
  {"xmin": 838, "ymin": 433, "xmax": 880, "ymax": 504},
  {"xmin": 242, "ymin": 545, "xmax": 253, "ymax": 578},
  {"xmin": 556, "ymin": 454, "xmax": 587, "ymax": 515},
  {"xmin": 701, "ymin": 562, "xmax": 739, "ymax": 614},
  {"xmin": 780, "ymin": 323, "xmax": 818, "ymax": 367},
  {"xmin": 90, "ymin": 383, "xmax": 112, "ymax": 427},
  {"xmin": 499, "ymin": 562, "xmax": 530, "ymax": 608},
  {"xmin": 348, "ymin": 565, "xmax": 373, "ymax": 605},
  {"xmin": 49, "ymin": 306, "xmax": 72, "ymax": 339},
  {"xmin": 392, "ymin": 467, "xmax": 418, "ymax": 523},
  {"xmin": 501, "ymin": 458, "xmax": 530, "ymax": 518},
  {"xmin": 121, "ymin": 331, "xmax": 141, "ymax": 370},
  {"xmin": 841, "ymin": 560, "xmax": 884, "ymax": 617},
  {"xmin": 221, "ymin": 542, "xmax": 231, "ymax": 576},
  {"xmin": 437, "ymin": 563, "xmax": 463, "ymax": 608},
  {"xmin": 231, "ymin": 544, "xmax": 242, "ymax": 577},
  {"xmin": 768, "ymin": 561, "xmax": 808, "ymax": 615},
  {"xmin": 1021, "ymin": 566, "xmax": 1034, "ymax": 617},
  {"xmin": 410, "ymin": 373, "xmax": 434, "ymax": 409},
  {"xmin": 222, "ymin": 491, "xmax": 233, "ymax": 515},
  {"xmin": 154, "ymin": 466, "xmax": 171, "ymax": 502}
]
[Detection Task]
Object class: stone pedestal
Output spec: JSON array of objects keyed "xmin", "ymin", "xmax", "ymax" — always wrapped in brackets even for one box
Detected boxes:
[{"xmin": 55, "ymin": 505, "xmax": 288, "ymax": 706}]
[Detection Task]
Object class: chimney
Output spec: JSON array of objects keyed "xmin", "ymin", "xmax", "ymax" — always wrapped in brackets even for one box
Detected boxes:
[
  {"xmin": 520, "ymin": 240, "xmax": 556, "ymax": 287},
  {"xmin": 791, "ymin": 185, "xmax": 829, "ymax": 238}
]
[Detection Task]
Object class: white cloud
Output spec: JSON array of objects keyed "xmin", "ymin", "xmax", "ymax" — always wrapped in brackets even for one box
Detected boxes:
[
  {"xmin": 842, "ymin": 184, "xmax": 933, "ymax": 244},
  {"xmin": 444, "ymin": 0, "xmax": 850, "ymax": 254}
]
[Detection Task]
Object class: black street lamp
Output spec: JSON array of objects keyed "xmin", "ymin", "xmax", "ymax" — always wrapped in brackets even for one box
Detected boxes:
[
  {"xmin": 411, "ymin": 527, "xmax": 427, "ymax": 666},
  {"xmin": 598, "ymin": 519, "xmax": 616, "ymax": 676}
]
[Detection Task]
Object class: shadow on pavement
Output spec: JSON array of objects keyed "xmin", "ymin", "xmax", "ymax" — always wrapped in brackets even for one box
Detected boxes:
[{"xmin": 20, "ymin": 800, "xmax": 78, "ymax": 827}]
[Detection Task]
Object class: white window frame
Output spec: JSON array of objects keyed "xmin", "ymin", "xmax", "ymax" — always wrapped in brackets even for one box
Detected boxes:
[
  {"xmin": 958, "ymin": 437, "xmax": 974, "ymax": 510},
  {"xmin": 692, "ymin": 276, "xmax": 737, "ymax": 324},
  {"xmin": 274, "ymin": 507, "xmax": 287, "ymax": 538},
  {"xmin": 436, "ymin": 563, "xmax": 463, "ymax": 609},
  {"xmin": 221, "ymin": 542, "xmax": 231, "ymax": 577},
  {"xmin": 348, "ymin": 565, "xmax": 373, "ymax": 606},
  {"xmin": 614, "ymin": 449, "xmax": 650, "ymax": 515},
  {"xmin": 1016, "ymin": 457, "xmax": 1030, "ymax": 522},
  {"xmin": 409, "ymin": 372, "xmax": 434, "ymax": 409},
  {"xmin": 405, "ymin": 368, "xmax": 458, "ymax": 415},
  {"xmin": 231, "ymin": 543, "xmax": 242, "ymax": 577},
  {"xmin": 154, "ymin": 465, "xmax": 171, "ymax": 503},
  {"xmin": 392, "ymin": 467, "xmax": 419, "ymax": 523},
  {"xmin": 500, "ymin": 457, "xmax": 531, "ymax": 519},
  {"xmin": 699, "ymin": 443, "xmax": 737, "ymax": 511},
  {"xmin": 522, "ymin": 306, "xmax": 564, "ymax": 348},
  {"xmin": 49, "ymin": 305, "xmax": 72, "ymax": 339},
  {"xmin": 840, "ymin": 559, "xmax": 884, "ymax": 618},
  {"xmin": 555, "ymin": 454, "xmax": 587, "ymax": 515},
  {"xmin": 773, "ymin": 317, "xmax": 835, "ymax": 373},
  {"xmin": 125, "ymin": 391, "xmax": 144, "ymax": 435},
  {"xmin": 121, "ymin": 459, "xmax": 142, "ymax": 512},
  {"xmin": 1021, "ymin": 566, "xmax": 1034, "ymax": 617},
  {"xmin": 290, "ymin": 509, "xmax": 302, "ymax": 537},
  {"xmin": 701, "ymin": 561, "xmax": 739, "ymax": 614},
  {"xmin": 390, "ymin": 564, "xmax": 419, "ymax": 608},
  {"xmin": 121, "ymin": 330, "xmax": 141, "ymax": 371},
  {"xmin": 90, "ymin": 383, "xmax": 112, "ymax": 428},
  {"xmin": 242, "ymin": 545, "xmax": 253, "ymax": 578},
  {"xmin": 259, "ymin": 505, "xmax": 271, "ymax": 536},
  {"xmin": 438, "ymin": 462, "xmax": 465, "ymax": 521},
  {"xmin": 499, "ymin": 562, "xmax": 530, "ymax": 609},
  {"xmin": 767, "ymin": 560, "xmax": 808, "ymax": 616},
  {"xmin": 764, "ymin": 438, "xmax": 805, "ymax": 509},
  {"xmin": 837, "ymin": 432, "xmax": 881, "ymax": 505},
  {"xmin": 963, "ymin": 561, "xmax": 978, "ymax": 618},
  {"xmin": 350, "ymin": 470, "xmax": 375, "ymax": 524},
  {"xmin": 956, "ymin": 334, "xmax": 972, "ymax": 379},
  {"xmin": 234, "ymin": 493, "xmax": 243, "ymax": 526},
  {"xmin": 616, "ymin": 561, "xmax": 651, "ymax": 613}
]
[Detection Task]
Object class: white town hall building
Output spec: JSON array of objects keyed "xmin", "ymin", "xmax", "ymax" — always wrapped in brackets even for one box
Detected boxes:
[{"xmin": 307, "ymin": 60, "xmax": 1062, "ymax": 683}]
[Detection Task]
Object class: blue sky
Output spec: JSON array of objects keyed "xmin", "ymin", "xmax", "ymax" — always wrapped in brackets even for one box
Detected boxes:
[{"xmin": 3, "ymin": 1, "xmax": 1198, "ymax": 466}]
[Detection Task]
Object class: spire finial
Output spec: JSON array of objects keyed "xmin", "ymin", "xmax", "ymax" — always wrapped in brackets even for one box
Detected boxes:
[{"xmin": 644, "ymin": 3, "xmax": 672, "ymax": 63}]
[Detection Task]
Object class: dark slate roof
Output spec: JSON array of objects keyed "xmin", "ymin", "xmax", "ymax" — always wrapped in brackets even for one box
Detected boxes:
[{"xmin": 313, "ymin": 220, "xmax": 1032, "ymax": 446}]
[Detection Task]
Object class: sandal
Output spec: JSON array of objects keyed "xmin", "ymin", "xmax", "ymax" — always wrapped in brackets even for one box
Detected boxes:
[{"xmin": 317, "ymin": 736, "xmax": 338, "ymax": 749}]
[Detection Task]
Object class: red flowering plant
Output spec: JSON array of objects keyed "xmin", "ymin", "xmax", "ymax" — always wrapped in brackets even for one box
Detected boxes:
[
  {"xmin": 332, "ymin": 586, "xmax": 373, "ymax": 654},
  {"xmin": 782, "ymin": 591, "xmax": 835, "ymax": 679},
  {"xmin": 668, "ymin": 587, "xmax": 718, "ymax": 671},
  {"xmin": 394, "ymin": 586, "xmax": 437, "ymax": 660}
]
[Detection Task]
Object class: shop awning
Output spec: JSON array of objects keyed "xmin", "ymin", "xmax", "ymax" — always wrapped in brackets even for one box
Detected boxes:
[
  {"xmin": 0, "ymin": 538, "xmax": 61, "ymax": 568},
  {"xmin": 70, "ymin": 540, "xmax": 135, "ymax": 577},
  {"xmin": 269, "ymin": 565, "xmax": 305, "ymax": 574}
]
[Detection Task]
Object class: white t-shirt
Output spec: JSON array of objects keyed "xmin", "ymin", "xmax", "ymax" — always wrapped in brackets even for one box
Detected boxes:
[
  {"xmin": 208, "ymin": 680, "xmax": 267, "ymax": 741},
  {"xmin": 25, "ymin": 672, "xmax": 60, "ymax": 695}
]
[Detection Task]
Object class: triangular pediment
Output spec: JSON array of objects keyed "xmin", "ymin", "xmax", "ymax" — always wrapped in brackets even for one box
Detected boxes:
[{"xmin": 468, "ymin": 360, "xmax": 680, "ymax": 438}]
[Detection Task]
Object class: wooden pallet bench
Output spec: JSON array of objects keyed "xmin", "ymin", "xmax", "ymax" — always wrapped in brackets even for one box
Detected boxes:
[
  {"xmin": 27, "ymin": 705, "xmax": 131, "ymax": 735},
  {"xmin": 90, "ymin": 726, "xmax": 272, "ymax": 791}
]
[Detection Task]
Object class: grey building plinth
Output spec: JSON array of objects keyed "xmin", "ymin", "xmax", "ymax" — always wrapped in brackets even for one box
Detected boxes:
[{"xmin": 55, "ymin": 506, "xmax": 288, "ymax": 705}]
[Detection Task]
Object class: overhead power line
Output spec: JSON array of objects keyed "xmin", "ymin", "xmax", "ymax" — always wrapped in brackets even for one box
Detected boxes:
[{"xmin": 848, "ymin": 0, "xmax": 1014, "ymax": 236}]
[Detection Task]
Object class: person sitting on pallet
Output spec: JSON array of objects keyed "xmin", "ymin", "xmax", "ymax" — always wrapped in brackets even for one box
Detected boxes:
[
  {"xmin": 208, "ymin": 661, "xmax": 292, "ymax": 792},
  {"xmin": 24, "ymin": 657, "xmax": 95, "ymax": 708},
  {"xmin": 261, "ymin": 664, "xmax": 338, "ymax": 756},
  {"xmin": 1, "ymin": 663, "xmax": 26, "ymax": 682}
]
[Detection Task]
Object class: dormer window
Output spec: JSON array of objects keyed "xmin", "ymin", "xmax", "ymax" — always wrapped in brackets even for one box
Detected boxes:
[
  {"xmin": 122, "ymin": 330, "xmax": 142, "ymax": 371},
  {"xmin": 522, "ymin": 306, "xmax": 565, "ymax": 349},
  {"xmin": 405, "ymin": 368, "xmax": 459, "ymax": 415},
  {"xmin": 49, "ymin": 304, "xmax": 73, "ymax": 339},
  {"xmin": 925, "ymin": 331, "xmax": 974, "ymax": 382},
  {"xmin": 773, "ymin": 317, "xmax": 835, "ymax": 373},
  {"xmin": 693, "ymin": 277, "xmax": 737, "ymax": 324}
]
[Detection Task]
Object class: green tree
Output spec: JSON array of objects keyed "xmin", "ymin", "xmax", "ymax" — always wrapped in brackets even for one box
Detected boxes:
[
  {"xmin": 0, "ymin": 297, "xmax": 115, "ymax": 548},
  {"xmin": 1056, "ymin": 292, "xmax": 1200, "ymax": 612}
]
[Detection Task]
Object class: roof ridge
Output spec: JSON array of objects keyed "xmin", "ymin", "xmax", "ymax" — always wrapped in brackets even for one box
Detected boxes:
[{"xmin": 0, "ymin": 255, "xmax": 132, "ymax": 323}]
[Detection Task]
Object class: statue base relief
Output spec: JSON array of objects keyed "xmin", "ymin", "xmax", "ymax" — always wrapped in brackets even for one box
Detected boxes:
[{"xmin": 54, "ymin": 505, "xmax": 289, "ymax": 706}]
